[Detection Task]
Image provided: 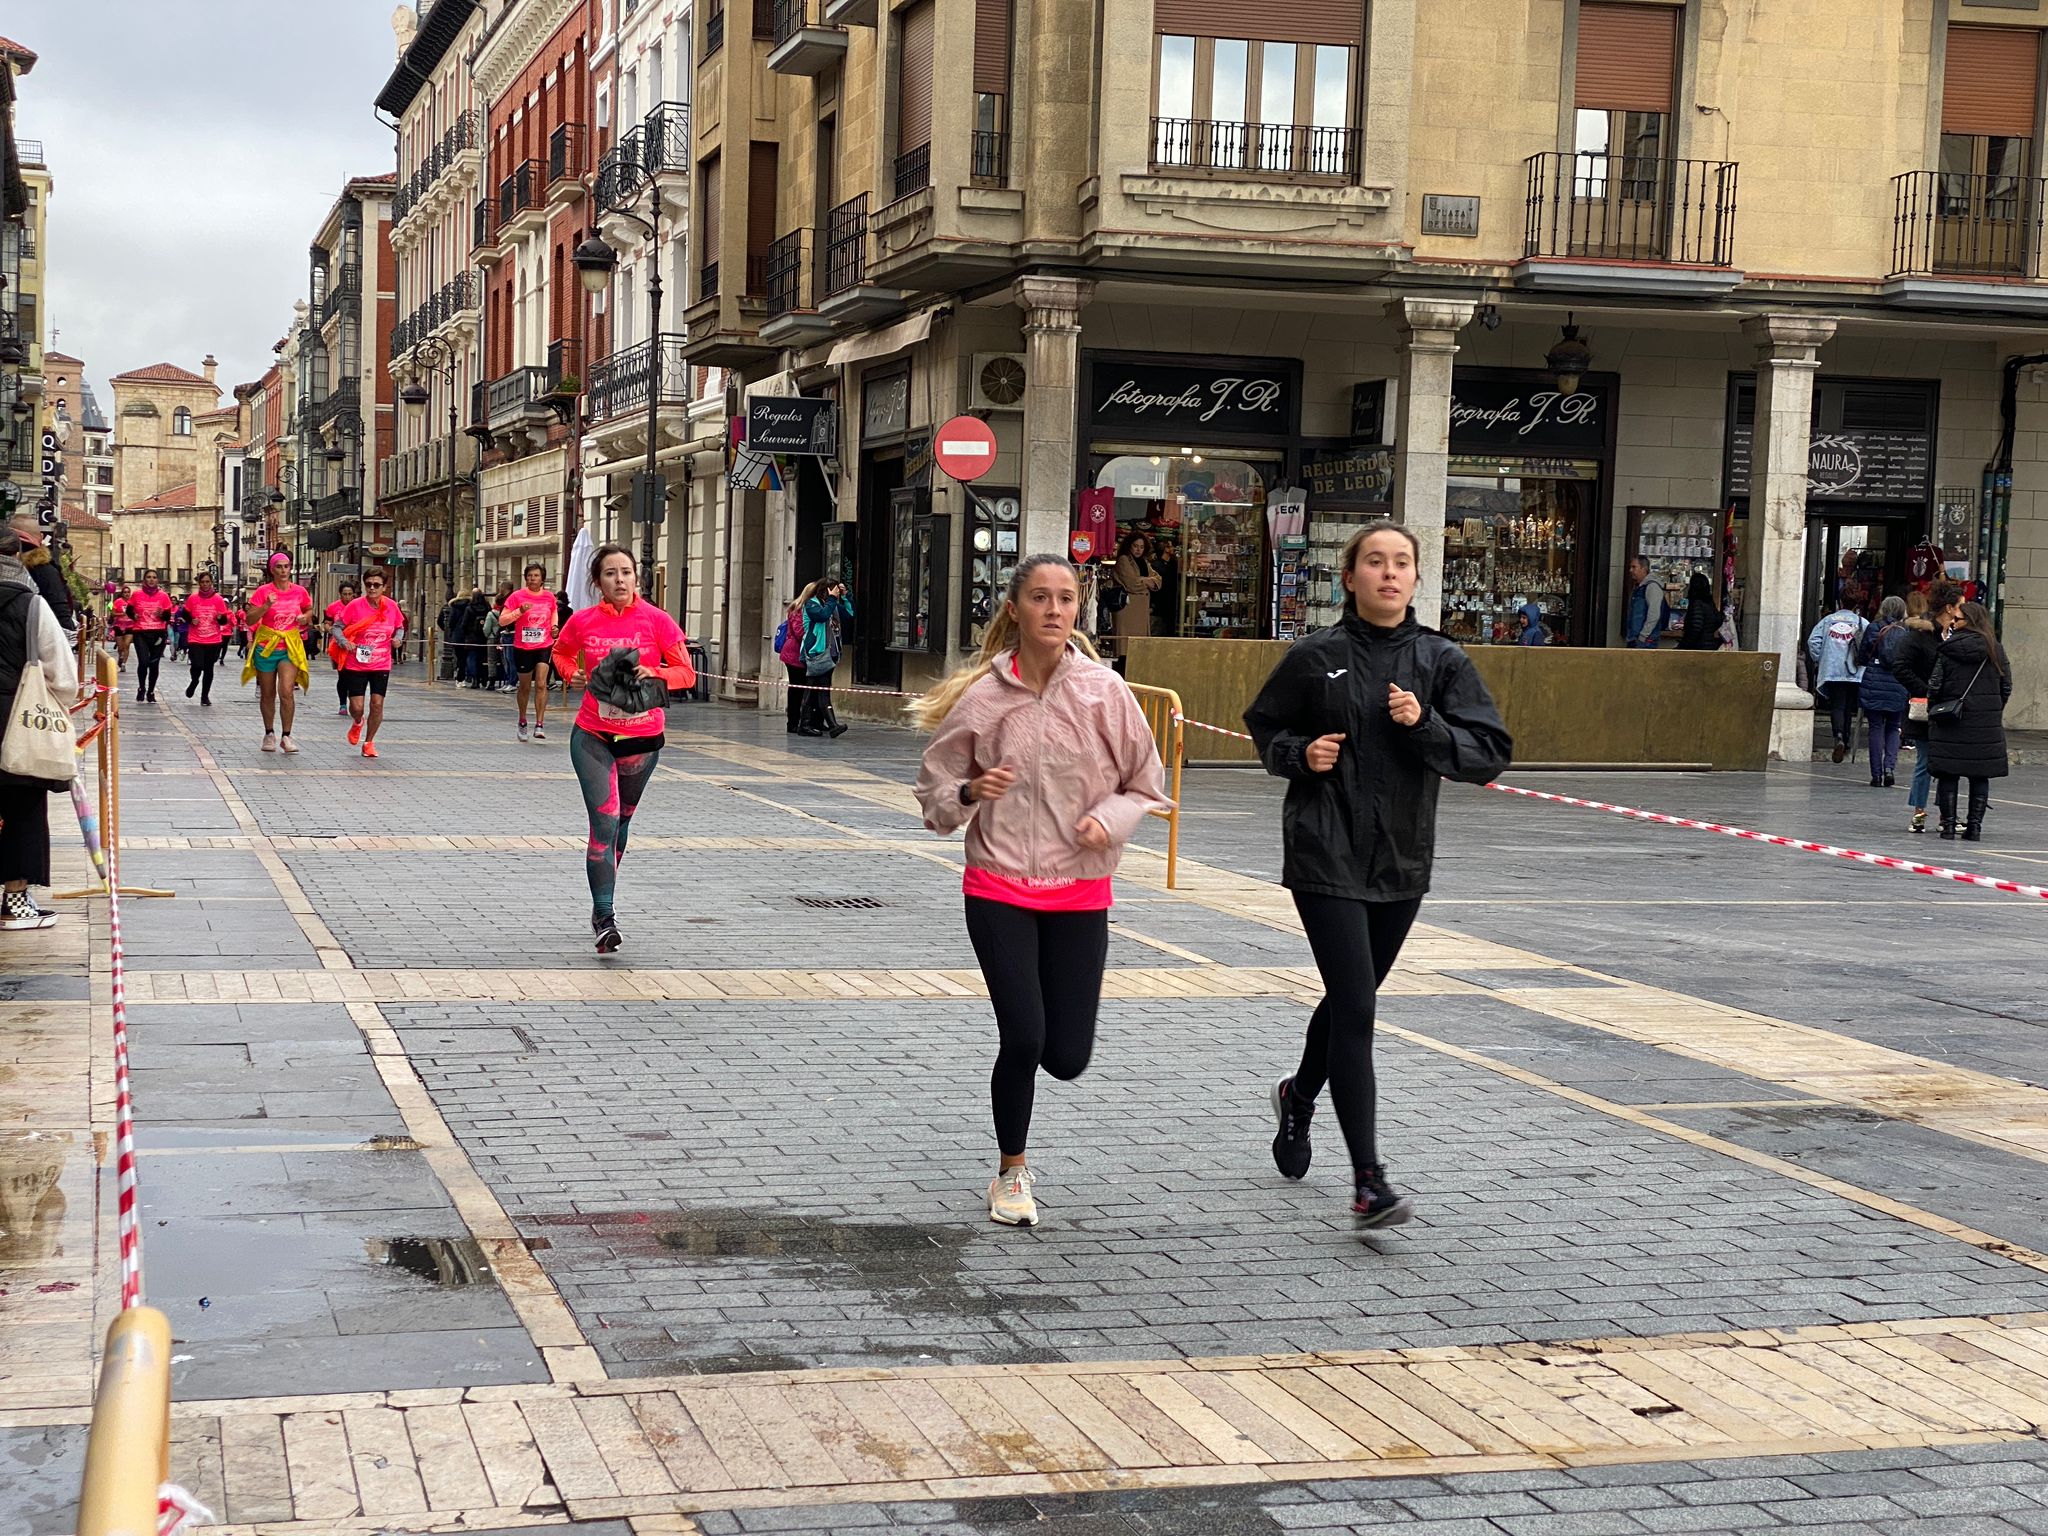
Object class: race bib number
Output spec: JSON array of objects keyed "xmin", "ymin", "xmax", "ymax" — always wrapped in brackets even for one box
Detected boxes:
[
  {"xmin": 595, "ymin": 696, "xmax": 650, "ymax": 724},
  {"xmin": 520, "ymin": 625, "xmax": 547, "ymax": 646},
  {"xmin": 354, "ymin": 644, "xmax": 377, "ymax": 666}
]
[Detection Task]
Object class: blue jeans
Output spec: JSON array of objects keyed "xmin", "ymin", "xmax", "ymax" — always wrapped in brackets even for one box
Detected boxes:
[
  {"xmin": 500, "ymin": 637, "xmax": 517, "ymax": 686},
  {"xmin": 1864, "ymin": 709, "xmax": 1904, "ymax": 781},
  {"xmin": 1908, "ymin": 737, "xmax": 1932, "ymax": 810},
  {"xmin": 463, "ymin": 642, "xmax": 483, "ymax": 686}
]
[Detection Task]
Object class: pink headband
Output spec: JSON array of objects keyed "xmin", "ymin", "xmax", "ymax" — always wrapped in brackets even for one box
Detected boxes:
[{"xmin": 268, "ymin": 554, "xmax": 291, "ymax": 570}]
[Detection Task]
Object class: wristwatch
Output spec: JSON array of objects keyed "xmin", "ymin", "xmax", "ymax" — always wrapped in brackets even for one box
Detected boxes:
[{"xmin": 958, "ymin": 782, "xmax": 975, "ymax": 806}]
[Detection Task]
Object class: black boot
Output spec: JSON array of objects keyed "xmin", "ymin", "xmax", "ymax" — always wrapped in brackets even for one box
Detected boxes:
[
  {"xmin": 826, "ymin": 705, "xmax": 848, "ymax": 739},
  {"xmin": 1963, "ymin": 782, "xmax": 1989, "ymax": 842},
  {"xmin": 1936, "ymin": 778, "xmax": 1959, "ymax": 840}
]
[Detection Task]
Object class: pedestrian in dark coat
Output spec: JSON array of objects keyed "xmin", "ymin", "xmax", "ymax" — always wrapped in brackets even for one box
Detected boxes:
[
  {"xmin": 1890, "ymin": 591, "xmax": 1942, "ymax": 832},
  {"xmin": 1855, "ymin": 595, "xmax": 1911, "ymax": 788},
  {"xmin": 1676, "ymin": 570, "xmax": 1723, "ymax": 651},
  {"xmin": 1926, "ymin": 598, "xmax": 2010, "ymax": 842}
]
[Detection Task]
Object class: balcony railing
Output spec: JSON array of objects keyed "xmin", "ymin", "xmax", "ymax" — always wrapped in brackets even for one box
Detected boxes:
[
  {"xmin": 395, "ymin": 110, "xmax": 480, "ymax": 221},
  {"xmin": 893, "ymin": 142, "xmax": 931, "ymax": 202},
  {"xmin": 320, "ymin": 263, "xmax": 361, "ymax": 326},
  {"xmin": 706, "ymin": 6, "xmax": 725, "ymax": 54},
  {"xmin": 1150, "ymin": 118, "xmax": 1357, "ymax": 180},
  {"xmin": 1524, "ymin": 152, "xmax": 1739, "ymax": 266},
  {"xmin": 763, "ymin": 229, "xmax": 811, "ymax": 316},
  {"xmin": 15, "ymin": 139, "xmax": 43, "ymax": 167},
  {"xmin": 753, "ymin": 0, "xmax": 776, "ymax": 37},
  {"xmin": 701, "ymin": 261, "xmax": 720, "ymax": 302},
  {"xmin": 824, "ymin": 193, "xmax": 868, "ymax": 296},
  {"xmin": 548, "ymin": 122, "xmax": 588, "ymax": 188},
  {"xmin": 497, "ymin": 159, "xmax": 546, "ymax": 228},
  {"xmin": 309, "ymin": 378, "xmax": 361, "ymax": 432},
  {"xmin": 378, "ymin": 434, "xmax": 479, "ymax": 499},
  {"xmin": 597, "ymin": 101, "xmax": 692, "ymax": 214},
  {"xmin": 1891, "ymin": 170, "xmax": 2046, "ymax": 279},
  {"xmin": 310, "ymin": 487, "xmax": 361, "ymax": 528},
  {"xmin": 971, "ymin": 130, "xmax": 1009, "ymax": 186},
  {"xmin": 485, "ymin": 365, "xmax": 550, "ymax": 428},
  {"xmin": 393, "ymin": 272, "xmax": 479, "ymax": 357},
  {"xmin": 587, "ymin": 333, "xmax": 692, "ymax": 423},
  {"xmin": 546, "ymin": 337, "xmax": 583, "ymax": 395},
  {"xmin": 473, "ymin": 199, "xmax": 496, "ymax": 250}
]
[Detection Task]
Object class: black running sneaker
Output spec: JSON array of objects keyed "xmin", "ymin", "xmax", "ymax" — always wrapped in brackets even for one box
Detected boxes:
[
  {"xmin": 593, "ymin": 913, "xmax": 622, "ymax": 953},
  {"xmin": 1270, "ymin": 1077, "xmax": 1314, "ymax": 1180},
  {"xmin": 1352, "ymin": 1165, "xmax": 1415, "ymax": 1231}
]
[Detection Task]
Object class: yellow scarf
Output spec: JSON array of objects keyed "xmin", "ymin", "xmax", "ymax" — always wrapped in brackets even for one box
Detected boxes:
[{"xmin": 242, "ymin": 625, "xmax": 311, "ymax": 690}]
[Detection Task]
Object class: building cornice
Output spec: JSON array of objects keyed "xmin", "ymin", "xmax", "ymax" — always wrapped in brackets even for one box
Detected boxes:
[{"xmin": 471, "ymin": 0, "xmax": 580, "ymax": 106}]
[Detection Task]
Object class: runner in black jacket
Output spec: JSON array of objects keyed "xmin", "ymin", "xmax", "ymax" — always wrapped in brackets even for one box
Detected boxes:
[{"xmin": 1244, "ymin": 520, "xmax": 1511, "ymax": 1230}]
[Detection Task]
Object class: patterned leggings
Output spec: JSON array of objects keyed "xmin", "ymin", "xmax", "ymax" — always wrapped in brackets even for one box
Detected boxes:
[{"xmin": 568, "ymin": 726, "xmax": 662, "ymax": 918}]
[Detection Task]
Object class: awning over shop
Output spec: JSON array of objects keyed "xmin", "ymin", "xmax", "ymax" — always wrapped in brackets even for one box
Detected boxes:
[{"xmin": 822, "ymin": 310, "xmax": 936, "ymax": 370}]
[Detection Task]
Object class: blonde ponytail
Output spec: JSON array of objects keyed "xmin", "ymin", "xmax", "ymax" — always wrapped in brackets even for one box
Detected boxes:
[{"xmin": 908, "ymin": 553, "xmax": 1102, "ymax": 730}]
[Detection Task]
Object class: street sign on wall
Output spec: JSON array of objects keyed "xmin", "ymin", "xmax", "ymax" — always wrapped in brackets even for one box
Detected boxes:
[{"xmin": 747, "ymin": 395, "xmax": 838, "ymax": 455}]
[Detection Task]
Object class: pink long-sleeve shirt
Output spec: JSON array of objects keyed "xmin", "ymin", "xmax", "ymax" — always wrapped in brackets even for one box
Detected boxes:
[{"xmin": 551, "ymin": 596, "xmax": 695, "ymax": 738}]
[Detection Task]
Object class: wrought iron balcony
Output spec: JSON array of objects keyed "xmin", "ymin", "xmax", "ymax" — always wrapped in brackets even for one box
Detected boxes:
[
  {"xmin": 308, "ymin": 379, "xmax": 362, "ymax": 432},
  {"xmin": 396, "ymin": 111, "xmax": 481, "ymax": 223},
  {"xmin": 310, "ymin": 487, "xmax": 361, "ymax": 529},
  {"xmin": 1150, "ymin": 118, "xmax": 1357, "ymax": 180},
  {"xmin": 587, "ymin": 333, "xmax": 691, "ymax": 424},
  {"xmin": 546, "ymin": 337, "xmax": 583, "ymax": 396},
  {"xmin": 378, "ymin": 434, "xmax": 479, "ymax": 499},
  {"xmin": 596, "ymin": 130, "xmax": 645, "ymax": 212},
  {"xmin": 597, "ymin": 102, "xmax": 691, "ymax": 215},
  {"xmin": 700, "ymin": 260, "xmax": 720, "ymax": 302},
  {"xmin": 972, "ymin": 130, "xmax": 1009, "ymax": 187},
  {"xmin": 485, "ymin": 365, "xmax": 551, "ymax": 428},
  {"xmin": 497, "ymin": 159, "xmax": 546, "ymax": 233},
  {"xmin": 762, "ymin": 230, "xmax": 811, "ymax": 317},
  {"xmin": 892, "ymin": 142, "xmax": 931, "ymax": 203},
  {"xmin": 768, "ymin": 0, "xmax": 847, "ymax": 75},
  {"xmin": 824, "ymin": 194, "xmax": 869, "ymax": 296},
  {"xmin": 548, "ymin": 122, "xmax": 588, "ymax": 200},
  {"xmin": 1524, "ymin": 152, "xmax": 1739, "ymax": 266},
  {"xmin": 320, "ymin": 263, "xmax": 361, "ymax": 327},
  {"xmin": 1891, "ymin": 170, "xmax": 2047, "ymax": 280},
  {"xmin": 473, "ymin": 199, "xmax": 497, "ymax": 252}
]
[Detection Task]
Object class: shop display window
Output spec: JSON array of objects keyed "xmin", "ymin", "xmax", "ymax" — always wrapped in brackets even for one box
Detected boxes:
[
  {"xmin": 1444, "ymin": 459, "xmax": 1594, "ymax": 645},
  {"xmin": 959, "ymin": 487, "xmax": 1021, "ymax": 649},
  {"xmin": 1627, "ymin": 506, "xmax": 1725, "ymax": 642},
  {"xmin": 1092, "ymin": 453, "xmax": 1273, "ymax": 638}
]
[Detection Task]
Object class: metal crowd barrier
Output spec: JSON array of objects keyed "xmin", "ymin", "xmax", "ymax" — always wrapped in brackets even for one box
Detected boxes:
[{"xmin": 1124, "ymin": 681, "xmax": 1185, "ymax": 889}]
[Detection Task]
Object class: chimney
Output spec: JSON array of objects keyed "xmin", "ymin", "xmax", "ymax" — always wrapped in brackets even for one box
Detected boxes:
[{"xmin": 202, "ymin": 355, "xmax": 218, "ymax": 384}]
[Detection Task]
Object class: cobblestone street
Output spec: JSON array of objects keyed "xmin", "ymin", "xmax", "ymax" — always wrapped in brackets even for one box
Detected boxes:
[{"xmin": 7, "ymin": 669, "xmax": 2048, "ymax": 1533}]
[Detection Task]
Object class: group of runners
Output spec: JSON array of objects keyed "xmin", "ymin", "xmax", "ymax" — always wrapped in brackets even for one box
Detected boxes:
[{"xmin": 107, "ymin": 526, "xmax": 1512, "ymax": 1240}]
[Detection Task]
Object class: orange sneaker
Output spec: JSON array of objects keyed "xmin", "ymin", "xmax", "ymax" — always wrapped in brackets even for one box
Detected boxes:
[
  {"xmin": 347, "ymin": 720, "xmax": 363, "ymax": 746},
  {"xmin": 361, "ymin": 742, "xmax": 379, "ymax": 759}
]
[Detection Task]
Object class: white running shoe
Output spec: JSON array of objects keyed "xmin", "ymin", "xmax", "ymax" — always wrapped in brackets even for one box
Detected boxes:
[
  {"xmin": 279, "ymin": 735, "xmax": 298, "ymax": 754},
  {"xmin": 987, "ymin": 1163, "xmax": 1038, "ymax": 1227},
  {"xmin": 261, "ymin": 733, "xmax": 278, "ymax": 753},
  {"xmin": 518, "ymin": 720, "xmax": 531, "ymax": 742},
  {"xmin": 532, "ymin": 723, "xmax": 546, "ymax": 741}
]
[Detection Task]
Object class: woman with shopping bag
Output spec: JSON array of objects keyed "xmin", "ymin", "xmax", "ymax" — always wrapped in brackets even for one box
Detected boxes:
[{"xmin": 0, "ymin": 528, "xmax": 82, "ymax": 930}]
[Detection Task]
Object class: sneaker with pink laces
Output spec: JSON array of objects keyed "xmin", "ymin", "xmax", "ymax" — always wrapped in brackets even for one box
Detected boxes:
[{"xmin": 986, "ymin": 1163, "xmax": 1038, "ymax": 1227}]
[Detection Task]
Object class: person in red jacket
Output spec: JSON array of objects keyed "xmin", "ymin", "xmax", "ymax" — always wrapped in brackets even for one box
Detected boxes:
[
  {"xmin": 550, "ymin": 543, "xmax": 694, "ymax": 953},
  {"xmin": 125, "ymin": 570, "xmax": 177, "ymax": 703}
]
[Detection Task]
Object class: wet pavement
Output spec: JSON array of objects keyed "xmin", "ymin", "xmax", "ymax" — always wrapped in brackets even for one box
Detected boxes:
[{"xmin": 8, "ymin": 662, "xmax": 2048, "ymax": 1533}]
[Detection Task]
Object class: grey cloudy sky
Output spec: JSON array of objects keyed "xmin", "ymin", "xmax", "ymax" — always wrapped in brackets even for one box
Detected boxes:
[{"xmin": 15, "ymin": 1, "xmax": 404, "ymax": 412}]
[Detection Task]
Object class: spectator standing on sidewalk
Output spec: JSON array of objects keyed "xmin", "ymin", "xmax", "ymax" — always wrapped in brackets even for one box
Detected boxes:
[
  {"xmin": 0, "ymin": 526, "xmax": 79, "ymax": 930},
  {"xmin": 7, "ymin": 514, "xmax": 74, "ymax": 636},
  {"xmin": 458, "ymin": 586, "xmax": 490, "ymax": 688},
  {"xmin": 1806, "ymin": 601, "xmax": 1867, "ymax": 763},
  {"xmin": 1892, "ymin": 590, "xmax": 1942, "ymax": 833},
  {"xmin": 1927, "ymin": 596, "xmax": 2011, "ymax": 843},
  {"xmin": 777, "ymin": 581, "xmax": 820, "ymax": 734},
  {"xmin": 800, "ymin": 580, "xmax": 852, "ymax": 738},
  {"xmin": 1855, "ymin": 595, "xmax": 1911, "ymax": 789},
  {"xmin": 1622, "ymin": 555, "xmax": 1667, "ymax": 648}
]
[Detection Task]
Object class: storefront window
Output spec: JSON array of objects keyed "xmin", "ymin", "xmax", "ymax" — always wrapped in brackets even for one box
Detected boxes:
[
  {"xmin": 1094, "ymin": 452, "xmax": 1272, "ymax": 639},
  {"xmin": 1444, "ymin": 457, "xmax": 1593, "ymax": 646}
]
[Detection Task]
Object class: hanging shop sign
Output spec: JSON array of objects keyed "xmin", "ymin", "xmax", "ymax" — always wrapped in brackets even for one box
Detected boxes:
[
  {"xmin": 394, "ymin": 528, "xmax": 426, "ymax": 561},
  {"xmin": 747, "ymin": 394, "xmax": 838, "ymax": 456},
  {"xmin": 1726, "ymin": 424, "xmax": 1932, "ymax": 504},
  {"xmin": 1087, "ymin": 356, "xmax": 1295, "ymax": 439},
  {"xmin": 1449, "ymin": 376, "xmax": 1607, "ymax": 453},
  {"xmin": 1349, "ymin": 381, "xmax": 1387, "ymax": 445},
  {"xmin": 1303, "ymin": 448, "xmax": 1394, "ymax": 506},
  {"xmin": 862, "ymin": 369, "xmax": 911, "ymax": 443}
]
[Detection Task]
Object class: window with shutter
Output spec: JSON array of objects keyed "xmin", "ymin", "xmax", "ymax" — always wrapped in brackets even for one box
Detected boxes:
[
  {"xmin": 1573, "ymin": 2, "xmax": 1676, "ymax": 114},
  {"xmin": 1943, "ymin": 25, "xmax": 2041, "ymax": 139},
  {"xmin": 698, "ymin": 152, "xmax": 721, "ymax": 298},
  {"xmin": 1147, "ymin": 16, "xmax": 1359, "ymax": 178},
  {"xmin": 747, "ymin": 142, "xmax": 779, "ymax": 297},
  {"xmin": 974, "ymin": 0, "xmax": 1012, "ymax": 182},
  {"xmin": 1570, "ymin": 3, "xmax": 1678, "ymax": 210},
  {"xmin": 895, "ymin": 1, "xmax": 935, "ymax": 195},
  {"xmin": 1933, "ymin": 25, "xmax": 2039, "ymax": 275}
]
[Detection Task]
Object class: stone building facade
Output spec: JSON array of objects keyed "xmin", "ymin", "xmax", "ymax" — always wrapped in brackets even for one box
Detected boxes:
[{"xmin": 108, "ymin": 359, "xmax": 223, "ymax": 582}]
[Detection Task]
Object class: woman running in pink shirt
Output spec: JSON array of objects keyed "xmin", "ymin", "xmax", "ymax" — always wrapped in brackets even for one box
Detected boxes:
[
  {"xmin": 243, "ymin": 553, "xmax": 315, "ymax": 753},
  {"xmin": 336, "ymin": 568, "xmax": 405, "ymax": 758},
  {"xmin": 177, "ymin": 572, "xmax": 234, "ymax": 705},
  {"xmin": 500, "ymin": 561, "xmax": 559, "ymax": 742},
  {"xmin": 913, "ymin": 554, "xmax": 1171, "ymax": 1228},
  {"xmin": 323, "ymin": 582, "xmax": 358, "ymax": 717},
  {"xmin": 125, "ymin": 570, "xmax": 177, "ymax": 703},
  {"xmin": 550, "ymin": 543, "xmax": 696, "ymax": 952}
]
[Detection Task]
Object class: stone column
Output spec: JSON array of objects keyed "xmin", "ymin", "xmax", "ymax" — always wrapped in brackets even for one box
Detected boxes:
[
  {"xmin": 1741, "ymin": 314, "xmax": 1837, "ymax": 762},
  {"xmin": 1015, "ymin": 276, "xmax": 1095, "ymax": 559},
  {"xmin": 1392, "ymin": 298, "xmax": 1476, "ymax": 630}
]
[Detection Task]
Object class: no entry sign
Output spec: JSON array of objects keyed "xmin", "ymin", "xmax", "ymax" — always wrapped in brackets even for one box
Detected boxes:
[{"xmin": 934, "ymin": 415, "xmax": 998, "ymax": 483}]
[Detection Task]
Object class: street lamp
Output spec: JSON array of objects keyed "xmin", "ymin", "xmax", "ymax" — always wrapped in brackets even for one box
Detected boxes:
[
  {"xmin": 402, "ymin": 334, "xmax": 466, "ymax": 620},
  {"xmin": 576, "ymin": 218, "xmax": 670, "ymax": 610}
]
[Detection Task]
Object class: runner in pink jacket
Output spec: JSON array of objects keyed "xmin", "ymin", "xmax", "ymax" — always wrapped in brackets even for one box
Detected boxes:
[
  {"xmin": 913, "ymin": 553, "xmax": 1170, "ymax": 1228},
  {"xmin": 550, "ymin": 542, "xmax": 696, "ymax": 953}
]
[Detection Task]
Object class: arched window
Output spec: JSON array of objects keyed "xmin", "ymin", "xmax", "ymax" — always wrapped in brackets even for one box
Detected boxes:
[{"xmin": 172, "ymin": 407, "xmax": 193, "ymax": 436}]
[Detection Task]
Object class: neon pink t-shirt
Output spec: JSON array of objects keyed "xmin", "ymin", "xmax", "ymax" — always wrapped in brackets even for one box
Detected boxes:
[
  {"xmin": 339, "ymin": 596, "xmax": 404, "ymax": 672},
  {"xmin": 962, "ymin": 868, "xmax": 1114, "ymax": 912},
  {"xmin": 552, "ymin": 597, "xmax": 694, "ymax": 739},
  {"xmin": 182, "ymin": 593, "xmax": 233, "ymax": 644},
  {"xmin": 249, "ymin": 582, "xmax": 313, "ymax": 634},
  {"xmin": 501, "ymin": 588, "xmax": 558, "ymax": 651},
  {"xmin": 127, "ymin": 588, "xmax": 175, "ymax": 631}
]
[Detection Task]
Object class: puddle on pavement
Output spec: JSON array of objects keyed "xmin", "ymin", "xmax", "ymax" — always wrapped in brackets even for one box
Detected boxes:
[
  {"xmin": 649, "ymin": 1207, "xmax": 1071, "ymax": 1323},
  {"xmin": 367, "ymin": 1235, "xmax": 493, "ymax": 1285}
]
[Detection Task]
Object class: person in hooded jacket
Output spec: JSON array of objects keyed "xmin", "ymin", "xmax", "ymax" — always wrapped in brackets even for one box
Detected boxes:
[
  {"xmin": 1927, "ymin": 595, "xmax": 2011, "ymax": 842},
  {"xmin": 1890, "ymin": 589, "xmax": 1942, "ymax": 833},
  {"xmin": 1855, "ymin": 595, "xmax": 1911, "ymax": 789},
  {"xmin": 1806, "ymin": 603, "xmax": 1866, "ymax": 763},
  {"xmin": 1244, "ymin": 520, "xmax": 1512, "ymax": 1232}
]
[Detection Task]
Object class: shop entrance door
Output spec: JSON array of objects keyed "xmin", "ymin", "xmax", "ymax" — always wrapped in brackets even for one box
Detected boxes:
[
  {"xmin": 1800, "ymin": 510, "xmax": 1914, "ymax": 641},
  {"xmin": 854, "ymin": 451, "xmax": 904, "ymax": 690}
]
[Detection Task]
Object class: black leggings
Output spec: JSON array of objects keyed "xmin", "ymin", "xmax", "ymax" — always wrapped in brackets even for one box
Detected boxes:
[
  {"xmin": 1290, "ymin": 892, "xmax": 1424, "ymax": 1176},
  {"xmin": 965, "ymin": 897, "xmax": 1110, "ymax": 1157},
  {"xmin": 186, "ymin": 641, "xmax": 226, "ymax": 700},
  {"xmin": 569, "ymin": 726, "xmax": 663, "ymax": 918},
  {"xmin": 134, "ymin": 631, "xmax": 165, "ymax": 696}
]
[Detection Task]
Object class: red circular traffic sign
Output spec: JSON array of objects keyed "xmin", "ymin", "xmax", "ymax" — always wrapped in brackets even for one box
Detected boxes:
[{"xmin": 933, "ymin": 415, "xmax": 998, "ymax": 483}]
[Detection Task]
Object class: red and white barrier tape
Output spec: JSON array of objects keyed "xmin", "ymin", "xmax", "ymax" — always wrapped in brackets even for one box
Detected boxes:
[
  {"xmin": 695, "ymin": 666, "xmax": 922, "ymax": 700},
  {"xmin": 107, "ymin": 847, "xmax": 141, "ymax": 1309},
  {"xmin": 1170, "ymin": 709, "xmax": 2047, "ymax": 903}
]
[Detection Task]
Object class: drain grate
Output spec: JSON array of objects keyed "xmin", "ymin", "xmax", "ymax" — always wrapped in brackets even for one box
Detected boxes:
[{"xmin": 794, "ymin": 895, "xmax": 887, "ymax": 910}]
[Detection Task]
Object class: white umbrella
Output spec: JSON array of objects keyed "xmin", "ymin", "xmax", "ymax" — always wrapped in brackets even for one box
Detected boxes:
[{"xmin": 567, "ymin": 524, "xmax": 598, "ymax": 612}]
